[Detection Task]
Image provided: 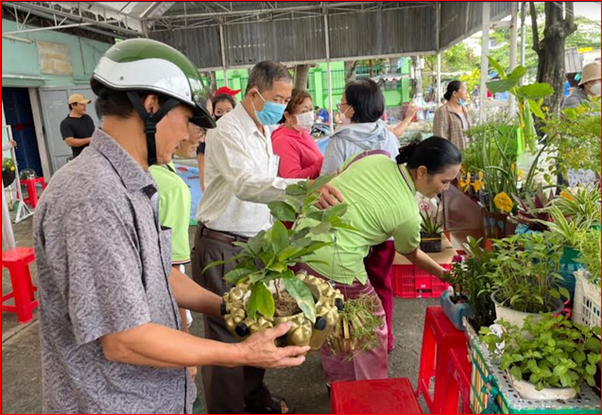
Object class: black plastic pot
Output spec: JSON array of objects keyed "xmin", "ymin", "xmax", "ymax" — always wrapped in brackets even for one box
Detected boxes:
[
  {"xmin": 420, "ymin": 232, "xmax": 442, "ymax": 253},
  {"xmin": 2, "ymin": 168, "xmax": 15, "ymax": 187}
]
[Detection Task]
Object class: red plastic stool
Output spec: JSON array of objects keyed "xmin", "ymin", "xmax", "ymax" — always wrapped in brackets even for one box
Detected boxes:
[
  {"xmin": 1, "ymin": 247, "xmax": 38, "ymax": 324},
  {"xmin": 442, "ymin": 347, "xmax": 473, "ymax": 414},
  {"xmin": 331, "ymin": 378, "xmax": 422, "ymax": 414},
  {"xmin": 416, "ymin": 307, "xmax": 467, "ymax": 413},
  {"xmin": 21, "ymin": 177, "xmax": 47, "ymax": 209}
]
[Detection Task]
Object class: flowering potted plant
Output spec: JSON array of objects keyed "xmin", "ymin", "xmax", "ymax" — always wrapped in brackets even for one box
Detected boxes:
[{"xmin": 419, "ymin": 199, "xmax": 443, "ymax": 253}]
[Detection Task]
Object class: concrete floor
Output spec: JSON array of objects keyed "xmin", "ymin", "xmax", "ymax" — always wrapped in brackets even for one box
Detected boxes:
[{"xmin": 2, "ymin": 215, "xmax": 435, "ymax": 414}]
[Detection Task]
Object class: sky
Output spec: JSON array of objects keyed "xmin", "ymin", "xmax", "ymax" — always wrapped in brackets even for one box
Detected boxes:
[{"xmin": 574, "ymin": 2, "xmax": 601, "ymax": 21}]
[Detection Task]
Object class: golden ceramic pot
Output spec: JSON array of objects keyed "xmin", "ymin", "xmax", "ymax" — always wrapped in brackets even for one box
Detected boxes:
[{"xmin": 222, "ymin": 270, "xmax": 343, "ymax": 350}]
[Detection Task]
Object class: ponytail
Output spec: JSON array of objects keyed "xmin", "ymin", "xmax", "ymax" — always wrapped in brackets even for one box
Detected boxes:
[{"xmin": 397, "ymin": 136, "xmax": 462, "ymax": 174}]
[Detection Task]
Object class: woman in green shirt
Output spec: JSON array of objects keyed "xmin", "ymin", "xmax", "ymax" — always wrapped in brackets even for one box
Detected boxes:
[{"xmin": 297, "ymin": 136, "xmax": 462, "ymax": 384}]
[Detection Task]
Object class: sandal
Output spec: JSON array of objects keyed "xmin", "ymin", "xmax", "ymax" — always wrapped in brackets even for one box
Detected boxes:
[{"xmin": 245, "ymin": 394, "xmax": 294, "ymax": 414}]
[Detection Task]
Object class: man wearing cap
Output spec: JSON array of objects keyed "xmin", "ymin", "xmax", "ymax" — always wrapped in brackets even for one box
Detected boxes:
[
  {"xmin": 60, "ymin": 94, "xmax": 96, "ymax": 159},
  {"xmin": 562, "ymin": 61, "xmax": 601, "ymax": 109}
]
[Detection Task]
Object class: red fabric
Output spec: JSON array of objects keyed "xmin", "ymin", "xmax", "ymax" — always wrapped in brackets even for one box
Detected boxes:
[
  {"xmin": 364, "ymin": 240, "xmax": 396, "ymax": 352},
  {"xmin": 271, "ymin": 125, "xmax": 323, "ymax": 179}
]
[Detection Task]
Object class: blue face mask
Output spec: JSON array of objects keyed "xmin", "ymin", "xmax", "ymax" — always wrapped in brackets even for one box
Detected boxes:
[
  {"xmin": 459, "ymin": 98, "xmax": 467, "ymax": 106},
  {"xmin": 252, "ymin": 90, "xmax": 286, "ymax": 126}
]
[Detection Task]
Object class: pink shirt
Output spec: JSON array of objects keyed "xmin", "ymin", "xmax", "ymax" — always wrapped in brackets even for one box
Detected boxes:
[{"xmin": 271, "ymin": 125, "xmax": 324, "ymax": 179}]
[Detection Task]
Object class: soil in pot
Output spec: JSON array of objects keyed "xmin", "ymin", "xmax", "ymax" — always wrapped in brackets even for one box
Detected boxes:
[{"xmin": 274, "ymin": 292, "xmax": 302, "ymax": 317}]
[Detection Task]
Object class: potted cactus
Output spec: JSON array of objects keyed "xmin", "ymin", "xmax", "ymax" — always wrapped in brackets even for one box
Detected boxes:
[{"xmin": 206, "ymin": 176, "xmax": 352, "ymax": 350}]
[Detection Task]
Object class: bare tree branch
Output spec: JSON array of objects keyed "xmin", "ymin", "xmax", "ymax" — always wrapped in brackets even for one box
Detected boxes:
[{"xmin": 529, "ymin": 2, "xmax": 540, "ymax": 51}]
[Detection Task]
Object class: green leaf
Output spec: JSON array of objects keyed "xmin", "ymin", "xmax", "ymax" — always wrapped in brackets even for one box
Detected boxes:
[
  {"xmin": 247, "ymin": 231, "xmax": 266, "ymax": 256},
  {"xmin": 507, "ymin": 65, "xmax": 526, "ymax": 81},
  {"xmin": 285, "ymin": 183, "xmax": 307, "ymax": 196},
  {"xmin": 586, "ymin": 364, "xmax": 597, "ymax": 376},
  {"xmin": 487, "ymin": 56, "xmax": 507, "ymax": 79},
  {"xmin": 528, "ymin": 99, "xmax": 546, "ymax": 120},
  {"xmin": 258, "ymin": 251, "xmax": 275, "ymax": 267},
  {"xmin": 271, "ymin": 220, "xmax": 290, "ymax": 254},
  {"xmin": 278, "ymin": 246, "xmax": 305, "ymax": 262},
  {"xmin": 510, "ymin": 366, "xmax": 523, "ymax": 381},
  {"xmin": 202, "ymin": 254, "xmax": 244, "ymax": 274},
  {"xmin": 308, "ymin": 173, "xmax": 335, "ymax": 194},
  {"xmin": 224, "ymin": 268, "xmax": 255, "ymax": 285},
  {"xmin": 324, "ymin": 203, "xmax": 348, "ymax": 220},
  {"xmin": 331, "ymin": 222, "xmax": 359, "ymax": 232},
  {"xmin": 247, "ymin": 282, "xmax": 275, "ymax": 319},
  {"xmin": 249, "ymin": 272, "xmax": 266, "ymax": 283},
  {"xmin": 515, "ymin": 83, "xmax": 554, "ymax": 99},
  {"xmin": 558, "ymin": 287, "xmax": 570, "ymax": 301},
  {"xmin": 266, "ymin": 262, "xmax": 287, "ymax": 273},
  {"xmin": 310, "ymin": 222, "xmax": 332, "ymax": 235},
  {"xmin": 283, "ymin": 278, "xmax": 316, "ymax": 323},
  {"xmin": 280, "ymin": 269, "xmax": 296, "ymax": 280},
  {"xmin": 268, "ymin": 201, "xmax": 298, "ymax": 222},
  {"xmin": 487, "ymin": 78, "xmax": 519, "ymax": 94}
]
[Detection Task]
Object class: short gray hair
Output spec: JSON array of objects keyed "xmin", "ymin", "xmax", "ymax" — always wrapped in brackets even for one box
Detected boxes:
[{"xmin": 245, "ymin": 61, "xmax": 293, "ymax": 94}]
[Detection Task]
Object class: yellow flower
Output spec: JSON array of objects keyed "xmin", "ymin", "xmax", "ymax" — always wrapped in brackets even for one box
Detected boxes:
[
  {"xmin": 494, "ymin": 192, "xmax": 514, "ymax": 214},
  {"xmin": 517, "ymin": 169, "xmax": 524, "ymax": 180},
  {"xmin": 460, "ymin": 172, "xmax": 471, "ymax": 193},
  {"xmin": 560, "ymin": 189, "xmax": 576, "ymax": 202}
]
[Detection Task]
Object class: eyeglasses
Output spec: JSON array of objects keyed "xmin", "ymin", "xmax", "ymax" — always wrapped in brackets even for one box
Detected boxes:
[{"xmin": 336, "ymin": 102, "xmax": 348, "ymax": 112}]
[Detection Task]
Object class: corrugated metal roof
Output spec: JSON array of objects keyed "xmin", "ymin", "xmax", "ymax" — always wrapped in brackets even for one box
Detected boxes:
[
  {"xmin": 224, "ymin": 16, "xmax": 326, "ymax": 66},
  {"xmin": 329, "ymin": 6, "xmax": 437, "ymax": 60},
  {"xmin": 150, "ymin": 26, "xmax": 223, "ymax": 69}
]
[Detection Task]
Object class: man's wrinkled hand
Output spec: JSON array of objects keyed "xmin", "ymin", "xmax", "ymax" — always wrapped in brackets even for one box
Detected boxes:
[{"xmin": 239, "ymin": 322, "xmax": 310, "ymax": 369}]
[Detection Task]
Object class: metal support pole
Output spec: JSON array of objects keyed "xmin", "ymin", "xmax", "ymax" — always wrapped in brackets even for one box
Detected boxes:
[
  {"xmin": 436, "ymin": 53, "xmax": 442, "ymax": 105},
  {"xmin": 219, "ymin": 24, "xmax": 229, "ymax": 88},
  {"xmin": 2, "ymin": 181, "xmax": 16, "ymax": 250},
  {"xmin": 520, "ymin": 2, "xmax": 527, "ymax": 78},
  {"xmin": 324, "ymin": 13, "xmax": 334, "ymax": 131},
  {"xmin": 509, "ymin": 2, "xmax": 519, "ymax": 117},
  {"xmin": 479, "ymin": 2, "xmax": 491, "ymax": 124}
]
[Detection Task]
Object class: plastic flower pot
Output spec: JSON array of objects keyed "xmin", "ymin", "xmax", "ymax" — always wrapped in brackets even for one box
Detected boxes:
[
  {"xmin": 510, "ymin": 374, "xmax": 578, "ymax": 400},
  {"xmin": 439, "ymin": 290, "xmax": 473, "ymax": 331},
  {"xmin": 482, "ymin": 211, "xmax": 509, "ymax": 240},
  {"xmin": 491, "ymin": 290, "xmax": 564, "ymax": 328},
  {"xmin": 222, "ymin": 271, "xmax": 343, "ymax": 351},
  {"xmin": 420, "ymin": 232, "xmax": 442, "ymax": 253}
]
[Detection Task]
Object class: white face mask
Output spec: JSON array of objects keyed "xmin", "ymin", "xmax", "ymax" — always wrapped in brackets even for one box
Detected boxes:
[
  {"xmin": 339, "ymin": 107, "xmax": 352, "ymax": 125},
  {"xmin": 590, "ymin": 81, "xmax": 601, "ymax": 96},
  {"xmin": 293, "ymin": 111, "xmax": 314, "ymax": 132}
]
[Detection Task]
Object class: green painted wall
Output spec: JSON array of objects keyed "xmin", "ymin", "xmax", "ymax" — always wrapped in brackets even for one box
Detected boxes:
[
  {"xmin": 1, "ymin": 19, "xmax": 112, "ymax": 87},
  {"xmin": 209, "ymin": 59, "xmax": 411, "ymax": 110}
]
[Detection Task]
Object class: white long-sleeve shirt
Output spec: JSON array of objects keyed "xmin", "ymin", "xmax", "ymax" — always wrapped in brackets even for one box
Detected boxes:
[{"xmin": 197, "ymin": 103, "xmax": 299, "ymax": 237}]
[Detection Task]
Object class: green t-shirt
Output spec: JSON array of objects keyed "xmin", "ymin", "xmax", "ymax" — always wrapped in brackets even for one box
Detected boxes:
[
  {"xmin": 149, "ymin": 162, "xmax": 192, "ymax": 264},
  {"xmin": 302, "ymin": 154, "xmax": 420, "ymax": 285}
]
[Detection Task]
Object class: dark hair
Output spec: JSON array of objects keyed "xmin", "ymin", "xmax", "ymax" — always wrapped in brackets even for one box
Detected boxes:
[
  {"xmin": 444, "ymin": 81, "xmax": 463, "ymax": 101},
  {"xmin": 343, "ymin": 79, "xmax": 385, "ymax": 123},
  {"xmin": 279, "ymin": 89, "xmax": 312, "ymax": 123},
  {"xmin": 91, "ymin": 78, "xmax": 167, "ymax": 119},
  {"xmin": 245, "ymin": 61, "xmax": 293, "ymax": 94},
  {"xmin": 212, "ymin": 94, "xmax": 236, "ymax": 111},
  {"xmin": 396, "ymin": 136, "xmax": 462, "ymax": 174}
]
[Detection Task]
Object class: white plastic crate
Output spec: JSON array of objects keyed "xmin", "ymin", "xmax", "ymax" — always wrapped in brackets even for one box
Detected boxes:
[{"xmin": 573, "ymin": 270, "xmax": 601, "ymax": 333}]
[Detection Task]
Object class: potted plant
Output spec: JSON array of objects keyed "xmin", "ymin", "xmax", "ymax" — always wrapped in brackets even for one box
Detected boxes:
[
  {"xmin": 512, "ymin": 182, "xmax": 555, "ymax": 234},
  {"xmin": 2, "ymin": 157, "xmax": 16, "ymax": 187},
  {"xmin": 481, "ymin": 314, "xmax": 601, "ymax": 400},
  {"xmin": 488, "ymin": 232, "xmax": 568, "ymax": 328},
  {"xmin": 441, "ymin": 237, "xmax": 497, "ymax": 350},
  {"xmin": 419, "ymin": 200, "xmax": 443, "ymax": 253},
  {"xmin": 206, "ymin": 176, "xmax": 353, "ymax": 350}
]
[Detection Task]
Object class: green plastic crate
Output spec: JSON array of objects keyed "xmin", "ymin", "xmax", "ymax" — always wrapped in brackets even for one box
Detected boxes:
[{"xmin": 469, "ymin": 337, "xmax": 601, "ymax": 414}]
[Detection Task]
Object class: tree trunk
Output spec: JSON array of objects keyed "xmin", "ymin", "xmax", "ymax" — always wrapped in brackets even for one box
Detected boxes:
[
  {"xmin": 293, "ymin": 64, "xmax": 310, "ymax": 91},
  {"xmin": 344, "ymin": 61, "xmax": 358, "ymax": 83},
  {"xmin": 204, "ymin": 71, "xmax": 217, "ymax": 94},
  {"xmin": 531, "ymin": 2, "xmax": 577, "ymax": 114}
]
